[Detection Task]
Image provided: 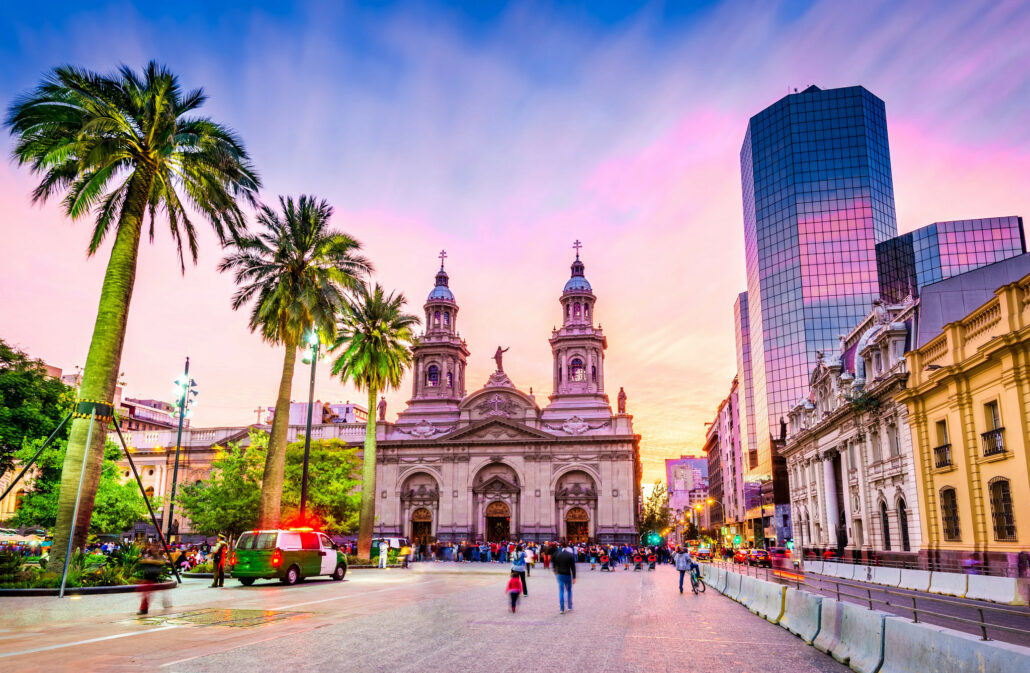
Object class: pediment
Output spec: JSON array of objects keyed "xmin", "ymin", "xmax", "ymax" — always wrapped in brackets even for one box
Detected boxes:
[
  {"xmin": 473, "ymin": 474, "xmax": 519, "ymax": 494},
  {"xmin": 440, "ymin": 418, "xmax": 554, "ymax": 443}
]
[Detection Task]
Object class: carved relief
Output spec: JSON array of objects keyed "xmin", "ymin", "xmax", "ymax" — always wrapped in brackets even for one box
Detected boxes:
[
  {"xmin": 544, "ymin": 416, "xmax": 611, "ymax": 435},
  {"xmin": 395, "ymin": 420, "xmax": 455, "ymax": 438},
  {"xmin": 474, "ymin": 393, "xmax": 521, "ymax": 418}
]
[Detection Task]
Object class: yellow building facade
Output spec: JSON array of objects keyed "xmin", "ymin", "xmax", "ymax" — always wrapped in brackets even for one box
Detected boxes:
[{"xmin": 900, "ymin": 276, "xmax": 1030, "ymax": 574}]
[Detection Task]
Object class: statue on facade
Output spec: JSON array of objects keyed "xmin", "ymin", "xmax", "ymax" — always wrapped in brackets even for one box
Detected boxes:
[
  {"xmin": 377, "ymin": 396, "xmax": 387, "ymax": 421},
  {"xmin": 617, "ymin": 387, "xmax": 627, "ymax": 414},
  {"xmin": 494, "ymin": 346, "xmax": 509, "ymax": 372},
  {"xmin": 780, "ymin": 416, "xmax": 787, "ymax": 441},
  {"xmin": 321, "ymin": 401, "xmax": 339, "ymax": 424}
]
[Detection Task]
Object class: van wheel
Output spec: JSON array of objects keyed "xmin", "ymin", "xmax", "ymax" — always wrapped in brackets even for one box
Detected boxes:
[
  {"xmin": 285, "ymin": 565, "xmax": 300, "ymax": 585},
  {"xmin": 239, "ymin": 577, "xmax": 256, "ymax": 586},
  {"xmin": 332, "ymin": 564, "xmax": 346, "ymax": 581}
]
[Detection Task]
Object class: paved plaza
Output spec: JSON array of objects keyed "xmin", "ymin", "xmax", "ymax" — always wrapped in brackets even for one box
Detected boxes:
[{"xmin": 0, "ymin": 565, "xmax": 847, "ymax": 672}]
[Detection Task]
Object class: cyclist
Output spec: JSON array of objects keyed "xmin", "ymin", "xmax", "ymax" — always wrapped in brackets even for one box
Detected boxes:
[{"xmin": 673, "ymin": 545, "xmax": 700, "ymax": 594}]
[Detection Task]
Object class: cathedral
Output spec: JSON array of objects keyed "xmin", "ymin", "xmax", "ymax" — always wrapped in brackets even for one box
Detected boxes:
[{"xmin": 373, "ymin": 246, "xmax": 642, "ymax": 544}]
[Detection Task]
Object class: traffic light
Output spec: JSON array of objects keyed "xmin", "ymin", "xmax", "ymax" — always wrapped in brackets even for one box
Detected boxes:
[
  {"xmin": 733, "ymin": 535, "xmax": 742, "ymax": 546},
  {"xmin": 646, "ymin": 532, "xmax": 661, "ymax": 546}
]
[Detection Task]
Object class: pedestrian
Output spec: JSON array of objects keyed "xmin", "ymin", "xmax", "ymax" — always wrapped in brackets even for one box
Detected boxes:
[
  {"xmin": 511, "ymin": 544, "xmax": 529, "ymax": 596},
  {"xmin": 137, "ymin": 543, "xmax": 170, "ymax": 615},
  {"xmin": 400, "ymin": 542, "xmax": 411, "ymax": 569},
  {"xmin": 506, "ymin": 571, "xmax": 523, "ymax": 613},
  {"xmin": 673, "ymin": 546, "xmax": 698, "ymax": 594},
  {"xmin": 378, "ymin": 539, "xmax": 389, "ymax": 569},
  {"xmin": 209, "ymin": 535, "xmax": 227, "ymax": 588},
  {"xmin": 552, "ymin": 544, "xmax": 576, "ymax": 614}
]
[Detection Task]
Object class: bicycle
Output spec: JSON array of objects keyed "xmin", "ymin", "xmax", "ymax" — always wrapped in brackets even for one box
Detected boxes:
[{"xmin": 689, "ymin": 566, "xmax": 706, "ymax": 594}]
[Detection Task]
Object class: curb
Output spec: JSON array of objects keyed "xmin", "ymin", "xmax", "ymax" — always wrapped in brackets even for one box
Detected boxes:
[{"xmin": 0, "ymin": 580, "xmax": 178, "ymax": 597}]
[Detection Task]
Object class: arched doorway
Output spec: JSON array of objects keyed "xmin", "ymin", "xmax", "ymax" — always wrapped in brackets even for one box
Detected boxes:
[
  {"xmin": 485, "ymin": 501, "xmax": 511, "ymax": 541},
  {"xmin": 411, "ymin": 507, "xmax": 433, "ymax": 544},
  {"xmin": 565, "ymin": 507, "xmax": 589, "ymax": 543}
]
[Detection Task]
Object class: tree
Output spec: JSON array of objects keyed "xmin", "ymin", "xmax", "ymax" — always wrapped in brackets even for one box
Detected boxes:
[
  {"xmin": 175, "ymin": 436, "xmax": 263, "ymax": 541},
  {"xmin": 8, "ymin": 437, "xmax": 149, "ymax": 534},
  {"xmin": 0, "ymin": 340, "xmax": 75, "ymax": 475},
  {"xmin": 330, "ymin": 283, "xmax": 418, "ymax": 559},
  {"xmin": 639, "ymin": 480, "xmax": 671, "ymax": 536},
  {"xmin": 175, "ymin": 431, "xmax": 361, "ymax": 538},
  {"xmin": 5, "ymin": 62, "xmax": 260, "ymax": 567},
  {"xmin": 219, "ymin": 195, "xmax": 370, "ymax": 528}
]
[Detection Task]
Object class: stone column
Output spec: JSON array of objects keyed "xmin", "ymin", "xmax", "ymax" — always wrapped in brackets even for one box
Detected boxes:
[
  {"xmin": 840, "ymin": 442, "xmax": 855, "ymax": 549},
  {"xmin": 823, "ymin": 453, "xmax": 839, "ymax": 548}
]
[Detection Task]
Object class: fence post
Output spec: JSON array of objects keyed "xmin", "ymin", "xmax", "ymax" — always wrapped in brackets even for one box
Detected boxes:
[
  {"xmin": 977, "ymin": 608, "xmax": 990, "ymax": 641},
  {"xmin": 911, "ymin": 595, "xmax": 918, "ymax": 623}
]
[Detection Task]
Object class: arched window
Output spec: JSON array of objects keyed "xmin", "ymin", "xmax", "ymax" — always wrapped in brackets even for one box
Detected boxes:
[
  {"xmin": 433, "ymin": 311, "xmax": 441, "ymax": 327},
  {"xmin": 880, "ymin": 501, "xmax": 891, "ymax": 551},
  {"xmin": 446, "ymin": 372, "xmax": 453, "ymax": 388},
  {"xmin": 443, "ymin": 311, "xmax": 450, "ymax": 327},
  {"xmin": 426, "ymin": 364, "xmax": 440, "ymax": 387},
  {"xmin": 145, "ymin": 486, "xmax": 155, "ymax": 499},
  {"xmin": 989, "ymin": 478, "xmax": 1017, "ymax": 540},
  {"xmin": 570, "ymin": 358, "xmax": 585, "ymax": 382},
  {"xmin": 574, "ymin": 302, "xmax": 581, "ymax": 318},
  {"xmin": 584, "ymin": 303, "xmax": 590, "ymax": 319},
  {"xmin": 940, "ymin": 487, "xmax": 960, "ymax": 540},
  {"xmin": 898, "ymin": 499, "xmax": 911, "ymax": 551},
  {"xmin": 591, "ymin": 365, "xmax": 597, "ymax": 382},
  {"xmin": 13, "ymin": 489, "xmax": 25, "ymax": 511},
  {"xmin": 566, "ymin": 304, "xmax": 571, "ymax": 318}
]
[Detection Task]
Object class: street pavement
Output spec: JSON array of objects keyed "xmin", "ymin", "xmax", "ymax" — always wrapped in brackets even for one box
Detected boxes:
[{"xmin": 0, "ymin": 565, "xmax": 848, "ymax": 673}]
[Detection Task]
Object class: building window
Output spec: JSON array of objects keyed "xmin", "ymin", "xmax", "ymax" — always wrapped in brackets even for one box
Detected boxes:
[
  {"xmin": 584, "ymin": 304, "xmax": 590, "ymax": 319},
  {"xmin": 426, "ymin": 365, "xmax": 440, "ymax": 387},
  {"xmin": 940, "ymin": 487, "xmax": 961, "ymax": 541},
  {"xmin": 434, "ymin": 311, "xmax": 440, "ymax": 327},
  {"xmin": 984, "ymin": 400, "xmax": 1001, "ymax": 430},
  {"xmin": 935, "ymin": 420, "xmax": 949, "ymax": 445},
  {"xmin": 989, "ymin": 478, "xmax": 1017, "ymax": 540},
  {"xmin": 574, "ymin": 302, "xmax": 581, "ymax": 318},
  {"xmin": 880, "ymin": 501, "xmax": 891, "ymax": 551},
  {"xmin": 570, "ymin": 358, "xmax": 585, "ymax": 382},
  {"xmin": 144, "ymin": 486, "xmax": 155, "ymax": 499},
  {"xmin": 443, "ymin": 312, "xmax": 450, "ymax": 327},
  {"xmin": 898, "ymin": 499, "xmax": 911, "ymax": 552},
  {"xmin": 887, "ymin": 425, "xmax": 900, "ymax": 457},
  {"xmin": 591, "ymin": 365, "xmax": 597, "ymax": 382},
  {"xmin": 870, "ymin": 431, "xmax": 882, "ymax": 463},
  {"xmin": 446, "ymin": 372, "xmax": 453, "ymax": 388}
]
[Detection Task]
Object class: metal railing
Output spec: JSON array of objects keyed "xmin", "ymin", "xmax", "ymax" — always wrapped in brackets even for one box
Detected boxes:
[
  {"xmin": 982, "ymin": 428, "xmax": 1006, "ymax": 456},
  {"xmin": 799, "ymin": 551, "xmax": 1022, "ymax": 578},
  {"xmin": 933, "ymin": 443, "xmax": 952, "ymax": 468},
  {"xmin": 710, "ymin": 559, "xmax": 1030, "ymax": 646}
]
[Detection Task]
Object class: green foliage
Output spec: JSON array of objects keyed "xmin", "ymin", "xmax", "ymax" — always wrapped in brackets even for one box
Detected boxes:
[
  {"xmin": 639, "ymin": 480, "xmax": 671, "ymax": 536},
  {"xmin": 0, "ymin": 339, "xmax": 75, "ymax": 475},
  {"xmin": 8, "ymin": 438, "xmax": 150, "ymax": 533},
  {"xmin": 851, "ymin": 390, "xmax": 880, "ymax": 415},
  {"xmin": 186, "ymin": 560, "xmax": 214, "ymax": 573},
  {"xmin": 175, "ymin": 430, "xmax": 362, "ymax": 537}
]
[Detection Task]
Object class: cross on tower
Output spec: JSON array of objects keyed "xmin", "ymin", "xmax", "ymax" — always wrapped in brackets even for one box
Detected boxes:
[
  {"xmin": 439, "ymin": 249, "xmax": 448, "ymax": 269},
  {"xmin": 572, "ymin": 239, "xmax": 582, "ymax": 260}
]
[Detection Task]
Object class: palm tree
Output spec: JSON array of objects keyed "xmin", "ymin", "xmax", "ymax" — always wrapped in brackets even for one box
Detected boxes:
[
  {"xmin": 220, "ymin": 195, "xmax": 370, "ymax": 528},
  {"xmin": 5, "ymin": 62, "xmax": 260, "ymax": 568},
  {"xmin": 330, "ymin": 283, "xmax": 419, "ymax": 559}
]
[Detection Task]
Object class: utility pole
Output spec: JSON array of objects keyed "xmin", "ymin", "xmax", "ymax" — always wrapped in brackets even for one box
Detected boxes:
[
  {"xmin": 300, "ymin": 331, "xmax": 319, "ymax": 521},
  {"xmin": 166, "ymin": 357, "xmax": 197, "ymax": 543}
]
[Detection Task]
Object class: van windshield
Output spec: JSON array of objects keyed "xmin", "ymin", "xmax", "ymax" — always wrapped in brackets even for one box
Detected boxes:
[{"xmin": 236, "ymin": 532, "xmax": 277, "ymax": 550}]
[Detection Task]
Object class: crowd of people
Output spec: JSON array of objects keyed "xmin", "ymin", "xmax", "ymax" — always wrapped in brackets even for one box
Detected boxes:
[{"xmin": 410, "ymin": 540, "xmax": 682, "ymax": 567}]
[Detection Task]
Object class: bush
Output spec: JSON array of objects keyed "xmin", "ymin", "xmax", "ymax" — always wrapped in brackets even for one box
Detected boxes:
[{"xmin": 186, "ymin": 561, "xmax": 213, "ymax": 573}]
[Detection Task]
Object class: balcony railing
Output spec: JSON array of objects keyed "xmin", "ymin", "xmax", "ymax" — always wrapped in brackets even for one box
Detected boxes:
[
  {"xmin": 933, "ymin": 443, "xmax": 952, "ymax": 468},
  {"xmin": 982, "ymin": 428, "xmax": 1006, "ymax": 457}
]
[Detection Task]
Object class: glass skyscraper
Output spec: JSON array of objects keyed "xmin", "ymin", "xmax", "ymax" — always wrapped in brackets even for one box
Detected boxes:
[
  {"xmin": 733, "ymin": 292, "xmax": 757, "ymax": 471},
  {"xmin": 741, "ymin": 85, "xmax": 898, "ymax": 507},
  {"xmin": 876, "ymin": 217, "xmax": 1026, "ymax": 302}
]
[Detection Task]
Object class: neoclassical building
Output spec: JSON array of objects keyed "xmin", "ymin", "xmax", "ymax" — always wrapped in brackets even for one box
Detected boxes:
[
  {"xmin": 373, "ymin": 249, "xmax": 642, "ymax": 544},
  {"xmin": 783, "ymin": 298, "xmax": 923, "ymax": 564}
]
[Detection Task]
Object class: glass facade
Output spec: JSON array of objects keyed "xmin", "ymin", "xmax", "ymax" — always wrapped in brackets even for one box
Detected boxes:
[
  {"xmin": 876, "ymin": 217, "xmax": 1026, "ymax": 302},
  {"xmin": 741, "ymin": 85, "xmax": 898, "ymax": 502},
  {"xmin": 733, "ymin": 292, "xmax": 757, "ymax": 471}
]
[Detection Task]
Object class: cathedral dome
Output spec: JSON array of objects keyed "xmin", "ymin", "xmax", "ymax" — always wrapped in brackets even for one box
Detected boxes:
[
  {"xmin": 428, "ymin": 266, "xmax": 455, "ymax": 302},
  {"xmin": 563, "ymin": 275, "xmax": 592, "ymax": 293}
]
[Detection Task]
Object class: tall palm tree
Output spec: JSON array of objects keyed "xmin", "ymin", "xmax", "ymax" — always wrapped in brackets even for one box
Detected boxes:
[
  {"xmin": 220, "ymin": 195, "xmax": 370, "ymax": 528},
  {"xmin": 330, "ymin": 283, "xmax": 419, "ymax": 559},
  {"xmin": 5, "ymin": 62, "xmax": 260, "ymax": 568}
]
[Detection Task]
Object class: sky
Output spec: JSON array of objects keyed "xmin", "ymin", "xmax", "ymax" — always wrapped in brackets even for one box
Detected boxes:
[{"xmin": 1, "ymin": 0, "xmax": 1029, "ymax": 484}]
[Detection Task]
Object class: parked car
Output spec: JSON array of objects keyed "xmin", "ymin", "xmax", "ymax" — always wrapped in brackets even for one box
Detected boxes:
[
  {"xmin": 747, "ymin": 549, "xmax": 772, "ymax": 567},
  {"xmin": 231, "ymin": 528, "xmax": 347, "ymax": 586},
  {"xmin": 733, "ymin": 548, "xmax": 749, "ymax": 564},
  {"xmin": 695, "ymin": 547, "xmax": 712, "ymax": 561}
]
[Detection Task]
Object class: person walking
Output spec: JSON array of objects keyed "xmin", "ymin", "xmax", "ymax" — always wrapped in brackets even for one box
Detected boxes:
[
  {"xmin": 673, "ymin": 546, "xmax": 698, "ymax": 594},
  {"xmin": 506, "ymin": 571, "xmax": 523, "ymax": 613},
  {"xmin": 511, "ymin": 545, "xmax": 529, "ymax": 596},
  {"xmin": 552, "ymin": 544, "xmax": 576, "ymax": 614},
  {"xmin": 209, "ymin": 535, "xmax": 227, "ymax": 588}
]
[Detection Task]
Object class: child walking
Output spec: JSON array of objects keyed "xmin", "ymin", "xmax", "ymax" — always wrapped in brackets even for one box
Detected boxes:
[{"xmin": 506, "ymin": 571, "xmax": 523, "ymax": 613}]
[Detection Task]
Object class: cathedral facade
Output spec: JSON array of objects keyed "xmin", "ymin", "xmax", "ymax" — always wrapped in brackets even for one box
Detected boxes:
[{"xmin": 373, "ymin": 248, "xmax": 641, "ymax": 544}]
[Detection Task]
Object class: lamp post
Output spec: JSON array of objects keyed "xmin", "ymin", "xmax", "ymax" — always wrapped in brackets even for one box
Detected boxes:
[
  {"xmin": 166, "ymin": 357, "xmax": 198, "ymax": 543},
  {"xmin": 299, "ymin": 330, "xmax": 320, "ymax": 521}
]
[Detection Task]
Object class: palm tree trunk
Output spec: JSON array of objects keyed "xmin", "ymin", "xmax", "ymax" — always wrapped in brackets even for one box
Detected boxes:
[
  {"xmin": 259, "ymin": 339, "xmax": 298, "ymax": 528},
  {"xmin": 356, "ymin": 385, "xmax": 379, "ymax": 560},
  {"xmin": 49, "ymin": 169, "xmax": 153, "ymax": 572}
]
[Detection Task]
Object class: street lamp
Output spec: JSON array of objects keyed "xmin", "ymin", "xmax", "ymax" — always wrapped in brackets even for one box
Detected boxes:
[
  {"xmin": 167, "ymin": 357, "xmax": 198, "ymax": 543},
  {"xmin": 299, "ymin": 329, "xmax": 320, "ymax": 521}
]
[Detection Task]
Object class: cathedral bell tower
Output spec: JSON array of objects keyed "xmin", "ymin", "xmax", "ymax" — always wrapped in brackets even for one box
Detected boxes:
[
  {"xmin": 405, "ymin": 251, "xmax": 470, "ymax": 415},
  {"xmin": 545, "ymin": 241, "xmax": 609, "ymax": 415}
]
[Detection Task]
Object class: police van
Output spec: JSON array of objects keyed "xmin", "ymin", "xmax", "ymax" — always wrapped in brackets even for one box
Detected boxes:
[{"xmin": 230, "ymin": 528, "xmax": 347, "ymax": 585}]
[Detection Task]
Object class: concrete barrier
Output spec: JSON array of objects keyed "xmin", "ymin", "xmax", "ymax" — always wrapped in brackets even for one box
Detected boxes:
[
  {"xmin": 812, "ymin": 596, "xmax": 844, "ymax": 655},
  {"xmin": 748, "ymin": 579, "xmax": 786, "ymax": 623},
  {"xmin": 852, "ymin": 564, "xmax": 875, "ymax": 583},
  {"xmin": 898, "ymin": 568, "xmax": 932, "ymax": 592},
  {"xmin": 830, "ymin": 603, "xmax": 894, "ymax": 673},
  {"xmin": 737, "ymin": 575, "xmax": 757, "ymax": 606},
  {"xmin": 872, "ymin": 565, "xmax": 901, "ymax": 587},
  {"xmin": 965, "ymin": 574, "xmax": 1029, "ymax": 606},
  {"xmin": 929, "ymin": 570, "xmax": 968, "ymax": 598},
  {"xmin": 880, "ymin": 615, "xmax": 1030, "ymax": 673},
  {"xmin": 827, "ymin": 562, "xmax": 855, "ymax": 580},
  {"xmin": 723, "ymin": 571, "xmax": 742, "ymax": 601},
  {"xmin": 804, "ymin": 560, "xmax": 823, "ymax": 575},
  {"xmin": 714, "ymin": 567, "xmax": 727, "ymax": 593},
  {"xmin": 779, "ymin": 587, "xmax": 822, "ymax": 644}
]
